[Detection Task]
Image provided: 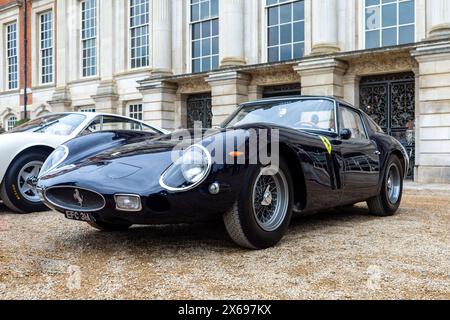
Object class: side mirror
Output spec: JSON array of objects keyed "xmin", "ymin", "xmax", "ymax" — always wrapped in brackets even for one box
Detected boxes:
[{"xmin": 340, "ymin": 128, "xmax": 352, "ymax": 140}]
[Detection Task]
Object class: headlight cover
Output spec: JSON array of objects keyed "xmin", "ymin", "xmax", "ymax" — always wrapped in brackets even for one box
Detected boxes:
[
  {"xmin": 39, "ymin": 145, "xmax": 69, "ymax": 178},
  {"xmin": 159, "ymin": 145, "xmax": 212, "ymax": 192}
]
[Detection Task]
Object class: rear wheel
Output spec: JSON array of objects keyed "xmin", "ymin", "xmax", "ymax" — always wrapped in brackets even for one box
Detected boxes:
[
  {"xmin": 223, "ymin": 159, "xmax": 294, "ymax": 249},
  {"xmin": 88, "ymin": 220, "xmax": 132, "ymax": 232},
  {"xmin": 0, "ymin": 151, "xmax": 50, "ymax": 213},
  {"xmin": 367, "ymin": 155, "xmax": 403, "ymax": 216}
]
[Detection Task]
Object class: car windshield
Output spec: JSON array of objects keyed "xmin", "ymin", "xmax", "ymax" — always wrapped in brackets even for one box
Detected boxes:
[
  {"xmin": 224, "ymin": 99, "xmax": 336, "ymax": 133},
  {"xmin": 9, "ymin": 114, "xmax": 87, "ymax": 136}
]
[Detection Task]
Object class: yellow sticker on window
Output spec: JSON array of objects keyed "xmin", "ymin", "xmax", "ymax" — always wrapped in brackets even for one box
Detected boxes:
[{"xmin": 320, "ymin": 136, "xmax": 332, "ymax": 155}]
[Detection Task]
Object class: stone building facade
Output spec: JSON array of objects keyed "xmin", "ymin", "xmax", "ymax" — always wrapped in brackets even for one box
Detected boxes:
[{"xmin": 0, "ymin": 0, "xmax": 450, "ymax": 183}]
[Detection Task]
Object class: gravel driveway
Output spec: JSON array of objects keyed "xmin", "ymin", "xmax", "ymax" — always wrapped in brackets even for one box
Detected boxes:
[{"xmin": 1, "ymin": 187, "xmax": 449, "ymax": 300}]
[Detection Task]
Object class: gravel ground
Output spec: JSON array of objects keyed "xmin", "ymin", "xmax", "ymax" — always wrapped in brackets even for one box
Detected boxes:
[{"xmin": 0, "ymin": 188, "xmax": 449, "ymax": 300}]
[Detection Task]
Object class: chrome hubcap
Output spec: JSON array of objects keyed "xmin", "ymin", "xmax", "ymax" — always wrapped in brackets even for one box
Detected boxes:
[
  {"xmin": 386, "ymin": 163, "xmax": 401, "ymax": 204},
  {"xmin": 17, "ymin": 161, "xmax": 43, "ymax": 202},
  {"xmin": 252, "ymin": 169, "xmax": 289, "ymax": 232}
]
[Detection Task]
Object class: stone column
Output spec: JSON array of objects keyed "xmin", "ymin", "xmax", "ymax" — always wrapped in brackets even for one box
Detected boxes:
[
  {"xmin": 219, "ymin": 0, "xmax": 246, "ymax": 67},
  {"xmin": 48, "ymin": 0, "xmax": 72, "ymax": 111},
  {"xmin": 152, "ymin": 0, "xmax": 173, "ymax": 76},
  {"xmin": 294, "ymin": 58, "xmax": 348, "ymax": 98},
  {"xmin": 412, "ymin": 40, "xmax": 450, "ymax": 183},
  {"xmin": 311, "ymin": 0, "xmax": 340, "ymax": 54},
  {"xmin": 343, "ymin": 74, "xmax": 361, "ymax": 107},
  {"xmin": 138, "ymin": 80, "xmax": 177, "ymax": 130},
  {"xmin": 90, "ymin": 0, "xmax": 119, "ymax": 114},
  {"xmin": 206, "ymin": 71, "xmax": 250, "ymax": 126},
  {"xmin": 427, "ymin": 0, "xmax": 450, "ymax": 38}
]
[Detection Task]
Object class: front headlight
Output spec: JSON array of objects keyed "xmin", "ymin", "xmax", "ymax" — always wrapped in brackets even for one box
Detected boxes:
[
  {"xmin": 160, "ymin": 145, "xmax": 212, "ymax": 192},
  {"xmin": 39, "ymin": 145, "xmax": 69, "ymax": 178}
]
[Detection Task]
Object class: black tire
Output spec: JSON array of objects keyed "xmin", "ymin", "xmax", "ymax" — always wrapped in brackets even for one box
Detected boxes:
[
  {"xmin": 0, "ymin": 150, "xmax": 51, "ymax": 214},
  {"xmin": 223, "ymin": 158, "xmax": 294, "ymax": 249},
  {"xmin": 88, "ymin": 220, "xmax": 132, "ymax": 232},
  {"xmin": 367, "ymin": 155, "xmax": 404, "ymax": 216}
]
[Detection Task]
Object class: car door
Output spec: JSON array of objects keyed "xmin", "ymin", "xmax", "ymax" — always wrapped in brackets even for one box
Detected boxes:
[{"xmin": 339, "ymin": 105, "xmax": 380, "ymax": 202}]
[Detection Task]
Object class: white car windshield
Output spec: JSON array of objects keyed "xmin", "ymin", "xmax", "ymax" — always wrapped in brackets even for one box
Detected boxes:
[
  {"xmin": 224, "ymin": 99, "xmax": 336, "ymax": 133},
  {"xmin": 9, "ymin": 114, "xmax": 86, "ymax": 136}
]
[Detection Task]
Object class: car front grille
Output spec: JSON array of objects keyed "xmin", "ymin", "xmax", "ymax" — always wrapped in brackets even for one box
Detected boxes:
[{"xmin": 44, "ymin": 186, "xmax": 106, "ymax": 212}]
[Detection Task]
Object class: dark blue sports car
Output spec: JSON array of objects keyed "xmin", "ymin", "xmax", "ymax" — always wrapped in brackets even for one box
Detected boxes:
[{"xmin": 37, "ymin": 96, "xmax": 409, "ymax": 249}]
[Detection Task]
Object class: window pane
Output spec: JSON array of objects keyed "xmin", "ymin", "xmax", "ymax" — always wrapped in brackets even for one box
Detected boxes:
[
  {"xmin": 268, "ymin": 7, "xmax": 279, "ymax": 26},
  {"xmin": 365, "ymin": 7, "xmax": 380, "ymax": 30},
  {"xmin": 279, "ymin": 4, "xmax": 291, "ymax": 24},
  {"xmin": 293, "ymin": 22, "xmax": 304, "ymax": 42},
  {"xmin": 280, "ymin": 44, "xmax": 292, "ymax": 60},
  {"xmin": 293, "ymin": 1, "xmax": 304, "ymax": 20},
  {"xmin": 399, "ymin": 0, "xmax": 415, "ymax": 25},
  {"xmin": 280, "ymin": 24, "xmax": 291, "ymax": 44},
  {"xmin": 382, "ymin": 3, "xmax": 397, "ymax": 27},
  {"xmin": 268, "ymin": 26, "xmax": 279, "ymax": 46},
  {"xmin": 366, "ymin": 30, "xmax": 380, "ymax": 48},
  {"xmin": 382, "ymin": 27, "xmax": 396, "ymax": 46},
  {"xmin": 399, "ymin": 25, "xmax": 414, "ymax": 44},
  {"xmin": 268, "ymin": 47, "xmax": 279, "ymax": 62}
]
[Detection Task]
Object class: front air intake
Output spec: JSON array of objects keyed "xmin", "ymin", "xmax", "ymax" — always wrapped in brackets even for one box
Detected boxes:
[{"xmin": 44, "ymin": 186, "xmax": 106, "ymax": 212}]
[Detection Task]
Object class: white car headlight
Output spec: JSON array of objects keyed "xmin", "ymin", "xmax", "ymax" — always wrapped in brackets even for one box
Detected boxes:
[
  {"xmin": 39, "ymin": 145, "xmax": 69, "ymax": 178},
  {"xmin": 160, "ymin": 145, "xmax": 212, "ymax": 192}
]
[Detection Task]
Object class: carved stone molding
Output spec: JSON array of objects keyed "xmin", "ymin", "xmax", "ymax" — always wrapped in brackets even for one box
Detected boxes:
[
  {"xmin": 177, "ymin": 78, "xmax": 211, "ymax": 95},
  {"xmin": 346, "ymin": 52, "xmax": 418, "ymax": 76},
  {"xmin": 249, "ymin": 66, "xmax": 300, "ymax": 86}
]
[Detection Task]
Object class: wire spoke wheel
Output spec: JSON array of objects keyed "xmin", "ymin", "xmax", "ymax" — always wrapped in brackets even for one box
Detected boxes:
[
  {"xmin": 17, "ymin": 161, "xmax": 42, "ymax": 202},
  {"xmin": 252, "ymin": 169, "xmax": 289, "ymax": 232}
]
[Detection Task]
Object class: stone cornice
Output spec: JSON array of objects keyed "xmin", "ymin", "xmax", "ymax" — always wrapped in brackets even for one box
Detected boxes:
[{"xmin": 0, "ymin": 1, "xmax": 21, "ymax": 13}]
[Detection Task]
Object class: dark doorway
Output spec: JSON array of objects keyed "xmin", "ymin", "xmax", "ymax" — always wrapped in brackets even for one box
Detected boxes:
[
  {"xmin": 187, "ymin": 93, "xmax": 213, "ymax": 128},
  {"xmin": 263, "ymin": 83, "xmax": 301, "ymax": 98},
  {"xmin": 359, "ymin": 72, "xmax": 415, "ymax": 178}
]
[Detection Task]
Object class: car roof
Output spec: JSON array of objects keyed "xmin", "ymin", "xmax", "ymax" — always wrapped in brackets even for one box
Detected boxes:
[{"xmin": 240, "ymin": 95, "xmax": 360, "ymax": 112}]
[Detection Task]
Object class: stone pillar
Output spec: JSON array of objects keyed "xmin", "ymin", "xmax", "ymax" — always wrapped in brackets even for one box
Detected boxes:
[
  {"xmin": 89, "ymin": 0, "xmax": 119, "ymax": 114},
  {"xmin": 343, "ymin": 74, "xmax": 361, "ymax": 107},
  {"xmin": 138, "ymin": 80, "xmax": 177, "ymax": 130},
  {"xmin": 219, "ymin": 0, "xmax": 246, "ymax": 67},
  {"xmin": 152, "ymin": 0, "xmax": 172, "ymax": 76},
  {"xmin": 206, "ymin": 71, "xmax": 250, "ymax": 126},
  {"xmin": 412, "ymin": 40, "xmax": 450, "ymax": 183},
  {"xmin": 48, "ymin": 0, "xmax": 71, "ymax": 111},
  {"xmin": 311, "ymin": 0, "xmax": 340, "ymax": 54},
  {"xmin": 294, "ymin": 58, "xmax": 348, "ymax": 98},
  {"xmin": 426, "ymin": 0, "xmax": 450, "ymax": 38},
  {"xmin": 248, "ymin": 85, "xmax": 263, "ymax": 101}
]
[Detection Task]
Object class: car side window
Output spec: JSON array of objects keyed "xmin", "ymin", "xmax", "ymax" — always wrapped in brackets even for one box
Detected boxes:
[
  {"xmin": 81, "ymin": 116, "xmax": 101, "ymax": 135},
  {"xmin": 102, "ymin": 116, "xmax": 142, "ymax": 131},
  {"xmin": 339, "ymin": 107, "xmax": 368, "ymax": 140}
]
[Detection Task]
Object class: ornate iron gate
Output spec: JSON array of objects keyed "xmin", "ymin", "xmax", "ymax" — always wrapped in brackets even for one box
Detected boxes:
[
  {"xmin": 187, "ymin": 93, "xmax": 213, "ymax": 128},
  {"xmin": 359, "ymin": 72, "xmax": 415, "ymax": 178},
  {"xmin": 263, "ymin": 83, "xmax": 301, "ymax": 98}
]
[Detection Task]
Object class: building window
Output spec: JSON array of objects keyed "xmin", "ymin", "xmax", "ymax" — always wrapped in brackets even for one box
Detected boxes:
[
  {"xmin": 266, "ymin": 0, "xmax": 304, "ymax": 62},
  {"xmin": 128, "ymin": 104, "xmax": 143, "ymax": 129},
  {"xmin": 130, "ymin": 0, "xmax": 150, "ymax": 69},
  {"xmin": 365, "ymin": 0, "xmax": 415, "ymax": 49},
  {"xmin": 6, "ymin": 115, "xmax": 17, "ymax": 131},
  {"xmin": 81, "ymin": 0, "xmax": 97, "ymax": 77},
  {"xmin": 191, "ymin": 0, "xmax": 219, "ymax": 73},
  {"xmin": 6, "ymin": 22, "xmax": 18, "ymax": 90},
  {"xmin": 79, "ymin": 106, "xmax": 96, "ymax": 113},
  {"xmin": 40, "ymin": 11, "xmax": 54, "ymax": 84}
]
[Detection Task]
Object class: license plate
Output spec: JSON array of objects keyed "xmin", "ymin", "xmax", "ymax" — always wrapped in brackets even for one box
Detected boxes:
[{"xmin": 64, "ymin": 211, "xmax": 92, "ymax": 222}]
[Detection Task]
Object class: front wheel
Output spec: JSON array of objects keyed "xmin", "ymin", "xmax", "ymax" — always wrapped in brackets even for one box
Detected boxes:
[
  {"xmin": 223, "ymin": 159, "xmax": 294, "ymax": 249},
  {"xmin": 0, "ymin": 151, "xmax": 50, "ymax": 213},
  {"xmin": 367, "ymin": 155, "xmax": 404, "ymax": 216}
]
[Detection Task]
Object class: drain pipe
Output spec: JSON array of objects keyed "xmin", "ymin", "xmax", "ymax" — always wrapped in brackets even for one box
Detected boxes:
[{"xmin": 23, "ymin": 0, "xmax": 29, "ymax": 120}]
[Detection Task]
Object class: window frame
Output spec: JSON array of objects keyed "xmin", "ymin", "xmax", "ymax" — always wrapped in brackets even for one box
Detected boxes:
[
  {"xmin": 338, "ymin": 105, "xmax": 370, "ymax": 141},
  {"xmin": 129, "ymin": 0, "xmax": 151, "ymax": 70},
  {"xmin": 363, "ymin": 0, "xmax": 416, "ymax": 49},
  {"xmin": 80, "ymin": 0, "xmax": 98, "ymax": 78},
  {"xmin": 265, "ymin": 0, "xmax": 305, "ymax": 63},
  {"xmin": 5, "ymin": 21, "xmax": 19, "ymax": 90},
  {"xmin": 6, "ymin": 115, "xmax": 17, "ymax": 131},
  {"xmin": 189, "ymin": 0, "xmax": 219, "ymax": 73},
  {"xmin": 39, "ymin": 10, "xmax": 54, "ymax": 85}
]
